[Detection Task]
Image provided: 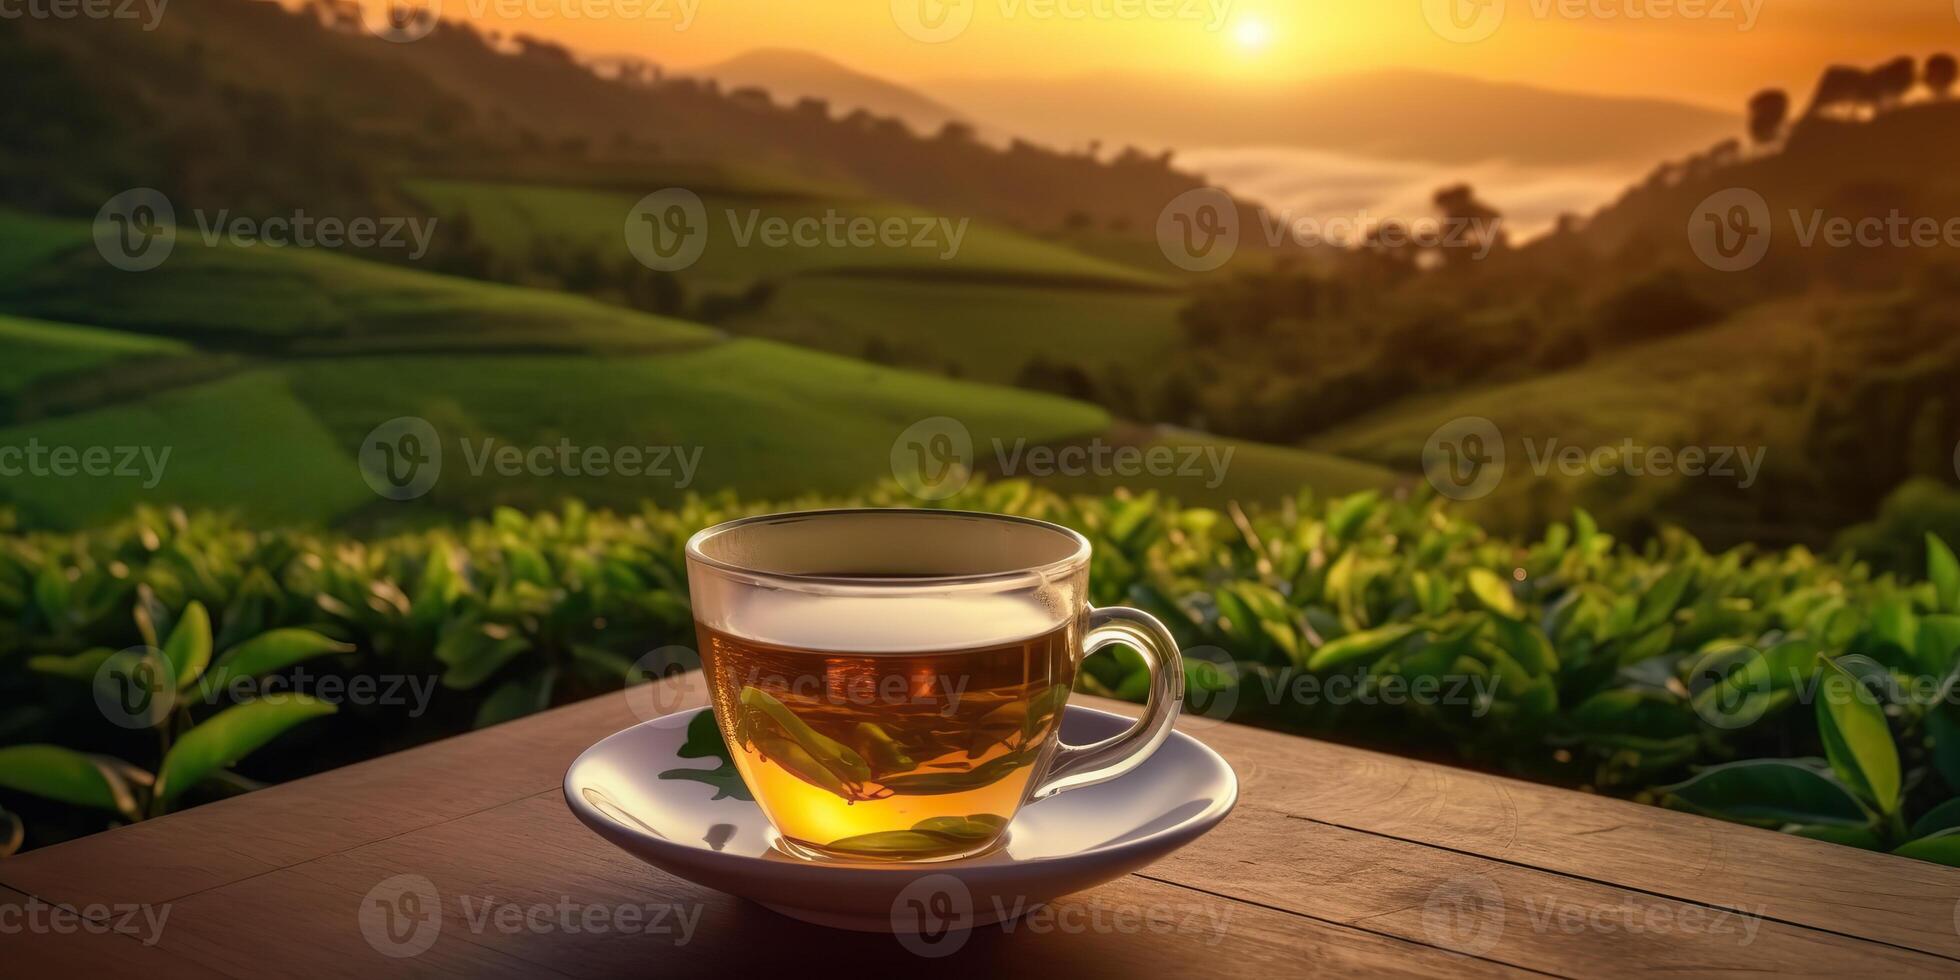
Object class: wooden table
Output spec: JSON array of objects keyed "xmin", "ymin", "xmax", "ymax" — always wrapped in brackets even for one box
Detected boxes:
[{"xmin": 5, "ymin": 670, "xmax": 1958, "ymax": 976}]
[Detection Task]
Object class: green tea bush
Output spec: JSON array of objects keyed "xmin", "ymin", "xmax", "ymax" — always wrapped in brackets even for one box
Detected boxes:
[{"xmin": 3, "ymin": 482, "xmax": 1959, "ymax": 863}]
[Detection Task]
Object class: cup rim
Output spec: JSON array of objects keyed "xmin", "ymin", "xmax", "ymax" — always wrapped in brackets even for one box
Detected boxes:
[{"xmin": 684, "ymin": 507, "xmax": 1092, "ymax": 591}]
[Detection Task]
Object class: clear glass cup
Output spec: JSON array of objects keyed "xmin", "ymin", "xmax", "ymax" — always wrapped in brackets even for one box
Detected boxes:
[{"xmin": 685, "ymin": 508, "xmax": 1184, "ymax": 862}]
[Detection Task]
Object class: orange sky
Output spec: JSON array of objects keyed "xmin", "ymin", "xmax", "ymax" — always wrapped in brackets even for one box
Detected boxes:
[{"xmin": 400, "ymin": 0, "xmax": 1958, "ymax": 109}]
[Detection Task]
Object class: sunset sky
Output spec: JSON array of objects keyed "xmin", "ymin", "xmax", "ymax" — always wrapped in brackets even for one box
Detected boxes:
[{"xmin": 408, "ymin": 0, "xmax": 1960, "ymax": 109}]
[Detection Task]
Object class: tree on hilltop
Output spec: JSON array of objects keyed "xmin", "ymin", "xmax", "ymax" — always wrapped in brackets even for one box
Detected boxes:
[
  {"xmin": 1431, "ymin": 184, "xmax": 1507, "ymax": 268},
  {"xmin": 1807, "ymin": 65, "xmax": 1873, "ymax": 120},
  {"xmin": 1927, "ymin": 54, "xmax": 1957, "ymax": 99},
  {"xmin": 1870, "ymin": 56, "xmax": 1917, "ymax": 110},
  {"xmin": 1746, "ymin": 89, "xmax": 1789, "ymax": 145}
]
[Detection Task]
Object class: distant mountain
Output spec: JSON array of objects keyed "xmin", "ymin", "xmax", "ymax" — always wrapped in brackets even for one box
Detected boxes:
[
  {"xmin": 928, "ymin": 69, "xmax": 1739, "ymax": 168},
  {"xmin": 686, "ymin": 48, "xmax": 974, "ymax": 137},
  {"xmin": 0, "ymin": 0, "xmax": 1227, "ymax": 235}
]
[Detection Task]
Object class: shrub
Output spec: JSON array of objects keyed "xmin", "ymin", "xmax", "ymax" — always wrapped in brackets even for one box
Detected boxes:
[{"xmin": 2, "ymin": 483, "xmax": 1958, "ymax": 863}]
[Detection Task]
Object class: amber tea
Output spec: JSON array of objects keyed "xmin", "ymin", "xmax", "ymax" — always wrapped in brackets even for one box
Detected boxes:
[
  {"xmin": 699, "ymin": 612, "xmax": 1077, "ymax": 861},
  {"xmin": 684, "ymin": 509, "xmax": 1182, "ymax": 864}
]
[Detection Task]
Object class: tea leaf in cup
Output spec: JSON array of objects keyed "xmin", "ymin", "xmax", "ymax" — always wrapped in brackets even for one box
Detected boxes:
[
  {"xmin": 739, "ymin": 686, "xmax": 872, "ymax": 781},
  {"xmin": 851, "ymin": 722, "xmax": 916, "ymax": 771},
  {"xmin": 750, "ymin": 731, "xmax": 853, "ymax": 796}
]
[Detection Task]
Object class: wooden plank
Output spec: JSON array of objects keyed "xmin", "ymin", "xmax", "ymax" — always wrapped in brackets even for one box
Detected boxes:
[
  {"xmin": 119, "ymin": 792, "xmax": 1533, "ymax": 977},
  {"xmin": 6, "ymin": 673, "xmax": 1955, "ymax": 972},
  {"xmin": 1172, "ymin": 717, "xmax": 1960, "ymax": 958},
  {"xmin": 1, "ymin": 883, "xmax": 213, "ymax": 978},
  {"xmin": 1136, "ymin": 802, "xmax": 1953, "ymax": 976},
  {"xmin": 0, "ymin": 671, "xmax": 705, "ymax": 908}
]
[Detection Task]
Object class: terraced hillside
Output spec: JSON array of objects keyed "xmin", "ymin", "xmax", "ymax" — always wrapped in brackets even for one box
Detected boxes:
[{"xmin": 0, "ymin": 209, "xmax": 1394, "ymax": 528}]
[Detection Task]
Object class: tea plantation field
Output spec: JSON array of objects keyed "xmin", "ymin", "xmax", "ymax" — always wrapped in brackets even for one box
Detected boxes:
[
  {"xmin": 7, "ymin": 483, "xmax": 1959, "ymax": 866},
  {"xmin": 722, "ymin": 276, "xmax": 1185, "ymax": 383},
  {"xmin": 0, "ymin": 210, "xmax": 719, "ymax": 356},
  {"xmin": 405, "ymin": 178, "xmax": 1167, "ymax": 292},
  {"xmin": 0, "ymin": 315, "xmax": 188, "ymax": 396},
  {"xmin": 0, "ymin": 207, "xmax": 1398, "ymax": 528}
]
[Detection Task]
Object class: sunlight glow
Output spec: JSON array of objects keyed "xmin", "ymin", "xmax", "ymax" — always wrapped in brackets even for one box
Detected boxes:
[{"xmin": 1232, "ymin": 17, "xmax": 1272, "ymax": 53}]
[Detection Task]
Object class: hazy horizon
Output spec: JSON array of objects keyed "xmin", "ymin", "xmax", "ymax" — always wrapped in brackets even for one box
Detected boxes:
[{"xmin": 349, "ymin": 0, "xmax": 1957, "ymax": 113}]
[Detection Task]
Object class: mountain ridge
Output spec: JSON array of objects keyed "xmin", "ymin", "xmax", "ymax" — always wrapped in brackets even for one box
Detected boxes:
[
  {"xmin": 926, "ymin": 67, "xmax": 1740, "ymax": 167},
  {"xmin": 683, "ymin": 47, "xmax": 975, "ymax": 137}
]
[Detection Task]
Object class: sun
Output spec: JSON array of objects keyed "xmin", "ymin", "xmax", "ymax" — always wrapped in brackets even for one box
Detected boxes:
[{"xmin": 1232, "ymin": 16, "xmax": 1272, "ymax": 52}]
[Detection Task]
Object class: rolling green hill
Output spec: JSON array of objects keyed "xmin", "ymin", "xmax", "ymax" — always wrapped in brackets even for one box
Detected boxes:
[
  {"xmin": 0, "ymin": 190, "xmax": 1389, "ymax": 530},
  {"xmin": 1306, "ymin": 295, "xmax": 1888, "ymax": 539},
  {"xmin": 0, "ymin": 209, "xmax": 718, "ymax": 357},
  {"xmin": 0, "ymin": 339, "xmax": 1121, "ymax": 527},
  {"xmin": 0, "ymin": 370, "xmax": 367, "ymax": 527},
  {"xmin": 723, "ymin": 277, "xmax": 1185, "ymax": 383},
  {"xmin": 283, "ymin": 340, "xmax": 1115, "ymax": 517},
  {"xmin": 0, "ymin": 315, "xmax": 188, "ymax": 395},
  {"xmin": 404, "ymin": 178, "xmax": 1169, "ymax": 293},
  {"xmin": 1030, "ymin": 426, "xmax": 1402, "ymax": 505}
]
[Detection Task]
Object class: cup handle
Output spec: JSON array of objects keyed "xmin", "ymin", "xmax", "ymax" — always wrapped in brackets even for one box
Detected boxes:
[{"xmin": 1027, "ymin": 605, "xmax": 1184, "ymax": 801}]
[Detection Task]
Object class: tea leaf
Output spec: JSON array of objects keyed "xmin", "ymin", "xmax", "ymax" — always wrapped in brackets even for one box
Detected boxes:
[
  {"xmin": 1929, "ymin": 534, "xmax": 1960, "ymax": 613},
  {"xmin": 852, "ymin": 722, "xmax": 916, "ymax": 771},
  {"xmin": 1305, "ymin": 623, "xmax": 1418, "ymax": 671},
  {"xmin": 1815, "ymin": 657, "xmax": 1902, "ymax": 815},
  {"xmin": 0, "ymin": 745, "xmax": 139, "ymax": 818},
  {"xmin": 751, "ymin": 733, "xmax": 850, "ymax": 795},
  {"xmin": 1915, "ymin": 615, "xmax": 1960, "ymax": 679},
  {"xmin": 1787, "ymin": 824, "xmax": 1883, "ymax": 850},
  {"xmin": 1689, "ymin": 639, "xmax": 1819, "ymax": 727},
  {"xmin": 821, "ymin": 830, "xmax": 969, "ymax": 857},
  {"xmin": 206, "ymin": 629, "xmax": 355, "ymax": 687},
  {"xmin": 1633, "ymin": 567, "xmax": 1693, "ymax": 634},
  {"xmin": 1491, "ymin": 616, "xmax": 1558, "ymax": 676},
  {"xmin": 739, "ymin": 687, "xmax": 870, "ymax": 781},
  {"xmin": 1869, "ymin": 597, "xmax": 1918, "ymax": 658},
  {"xmin": 1466, "ymin": 569, "xmax": 1520, "ymax": 619},
  {"xmin": 911, "ymin": 813, "xmax": 1008, "ymax": 839},
  {"xmin": 32, "ymin": 563, "xmax": 69, "ymax": 632},
  {"xmin": 1892, "ymin": 830, "xmax": 1960, "ymax": 866},
  {"xmin": 155, "ymin": 696, "xmax": 336, "ymax": 804},
  {"xmin": 164, "ymin": 601, "xmax": 212, "ymax": 691},
  {"xmin": 27, "ymin": 647, "xmax": 115, "ymax": 682},
  {"xmin": 1908, "ymin": 797, "xmax": 1960, "ymax": 839},
  {"xmin": 1930, "ymin": 706, "xmax": 1960, "ymax": 792},
  {"xmin": 878, "ymin": 748, "xmax": 1036, "ymax": 795},
  {"xmin": 1663, "ymin": 759, "xmax": 1869, "ymax": 828}
]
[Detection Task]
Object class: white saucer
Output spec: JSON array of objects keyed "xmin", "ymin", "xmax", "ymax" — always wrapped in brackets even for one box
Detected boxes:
[{"xmin": 563, "ymin": 705, "xmax": 1238, "ymax": 932}]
